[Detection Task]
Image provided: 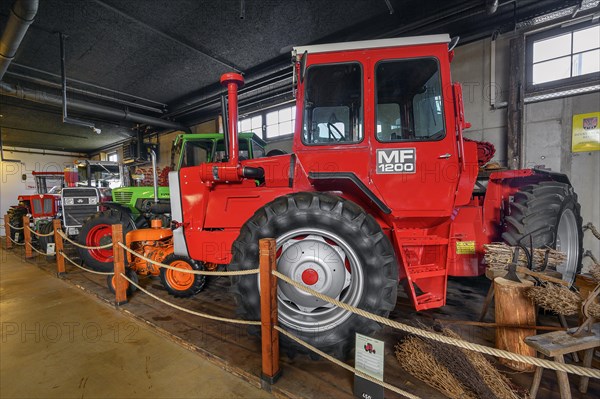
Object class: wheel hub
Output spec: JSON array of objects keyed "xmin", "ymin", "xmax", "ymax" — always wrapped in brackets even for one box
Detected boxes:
[
  {"xmin": 277, "ymin": 235, "xmax": 348, "ymax": 312},
  {"xmin": 301, "ymin": 269, "xmax": 319, "ymax": 285},
  {"xmin": 556, "ymin": 208, "xmax": 579, "ymax": 285}
]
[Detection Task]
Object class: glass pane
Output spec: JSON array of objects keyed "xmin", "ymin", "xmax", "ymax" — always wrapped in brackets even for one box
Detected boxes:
[
  {"xmin": 573, "ymin": 25, "xmax": 600, "ymax": 53},
  {"xmin": 573, "ymin": 49, "xmax": 600, "ymax": 76},
  {"xmin": 266, "ymin": 124, "xmax": 280, "ymax": 137},
  {"xmin": 251, "ymin": 115, "xmax": 262, "ymax": 130},
  {"xmin": 302, "ymin": 63, "xmax": 363, "ymax": 145},
  {"xmin": 376, "ymin": 58, "xmax": 445, "ymax": 141},
  {"xmin": 240, "ymin": 118, "xmax": 251, "ymax": 131},
  {"xmin": 278, "ymin": 107, "xmax": 292, "ymax": 121},
  {"xmin": 533, "ymin": 33, "xmax": 571, "ymax": 62},
  {"xmin": 266, "ymin": 111, "xmax": 278, "ymax": 125},
  {"xmin": 279, "ymin": 120, "xmax": 293, "ymax": 135},
  {"xmin": 532, "ymin": 57, "xmax": 571, "ymax": 84}
]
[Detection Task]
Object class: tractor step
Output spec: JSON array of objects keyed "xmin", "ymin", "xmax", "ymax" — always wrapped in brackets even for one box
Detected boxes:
[{"xmin": 396, "ymin": 236, "xmax": 449, "ymax": 311}]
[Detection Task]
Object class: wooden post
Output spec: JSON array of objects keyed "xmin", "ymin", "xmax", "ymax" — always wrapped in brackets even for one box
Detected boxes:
[
  {"xmin": 4, "ymin": 215, "xmax": 12, "ymax": 249},
  {"xmin": 53, "ymin": 219, "xmax": 65, "ymax": 276},
  {"xmin": 259, "ymin": 238, "xmax": 281, "ymax": 389},
  {"xmin": 23, "ymin": 216, "xmax": 32, "ymax": 258},
  {"xmin": 112, "ymin": 224, "xmax": 127, "ymax": 306},
  {"xmin": 494, "ymin": 277, "xmax": 536, "ymax": 371}
]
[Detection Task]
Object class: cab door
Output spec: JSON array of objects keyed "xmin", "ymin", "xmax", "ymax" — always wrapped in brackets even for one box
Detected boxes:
[{"xmin": 368, "ymin": 48, "xmax": 460, "ymax": 219}]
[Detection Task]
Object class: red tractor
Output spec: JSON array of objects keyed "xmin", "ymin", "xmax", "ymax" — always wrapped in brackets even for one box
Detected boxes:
[
  {"xmin": 165, "ymin": 35, "xmax": 582, "ymax": 359},
  {"xmin": 7, "ymin": 171, "xmax": 64, "ymax": 249}
]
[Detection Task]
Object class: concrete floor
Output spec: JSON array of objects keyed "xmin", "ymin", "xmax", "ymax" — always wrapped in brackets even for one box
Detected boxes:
[{"xmin": 0, "ymin": 247, "xmax": 273, "ymax": 399}]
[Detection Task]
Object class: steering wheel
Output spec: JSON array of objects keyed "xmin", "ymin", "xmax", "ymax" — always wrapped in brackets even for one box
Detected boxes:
[{"xmin": 327, "ymin": 122, "xmax": 344, "ymax": 142}]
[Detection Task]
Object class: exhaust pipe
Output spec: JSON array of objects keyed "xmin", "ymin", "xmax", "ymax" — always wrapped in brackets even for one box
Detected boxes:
[
  {"xmin": 0, "ymin": 0, "xmax": 39, "ymax": 80},
  {"xmin": 150, "ymin": 149, "xmax": 159, "ymax": 204},
  {"xmin": 220, "ymin": 73, "xmax": 244, "ymax": 167},
  {"xmin": 199, "ymin": 72, "xmax": 264, "ymax": 183}
]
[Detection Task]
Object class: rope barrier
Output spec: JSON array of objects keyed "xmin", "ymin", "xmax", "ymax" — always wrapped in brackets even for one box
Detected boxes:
[
  {"xmin": 60, "ymin": 251, "xmax": 115, "ymax": 275},
  {"xmin": 117, "ymin": 242, "xmax": 260, "ymax": 276},
  {"xmin": 584, "ymin": 222, "xmax": 600, "ymax": 240},
  {"xmin": 275, "ymin": 326, "xmax": 422, "ymax": 399},
  {"xmin": 7, "ymin": 236, "xmax": 25, "ymax": 246},
  {"xmin": 6, "ymin": 222, "xmax": 24, "ymax": 230},
  {"xmin": 26, "ymin": 241, "xmax": 54, "ymax": 256},
  {"xmin": 57, "ymin": 229, "xmax": 112, "ymax": 250},
  {"xmin": 119, "ymin": 273, "xmax": 261, "ymax": 326},
  {"xmin": 273, "ymin": 271, "xmax": 600, "ymax": 379},
  {"xmin": 25, "ymin": 225, "xmax": 55, "ymax": 237}
]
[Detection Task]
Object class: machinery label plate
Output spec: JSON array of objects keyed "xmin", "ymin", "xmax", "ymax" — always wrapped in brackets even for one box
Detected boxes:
[
  {"xmin": 456, "ymin": 241, "xmax": 476, "ymax": 254},
  {"xmin": 376, "ymin": 148, "xmax": 416, "ymax": 174}
]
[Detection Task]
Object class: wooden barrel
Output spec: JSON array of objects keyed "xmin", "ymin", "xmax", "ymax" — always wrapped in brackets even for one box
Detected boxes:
[{"xmin": 494, "ymin": 276, "xmax": 536, "ymax": 372}]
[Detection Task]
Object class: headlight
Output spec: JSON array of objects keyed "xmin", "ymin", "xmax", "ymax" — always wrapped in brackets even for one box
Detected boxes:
[{"xmin": 64, "ymin": 198, "xmax": 74, "ymax": 205}]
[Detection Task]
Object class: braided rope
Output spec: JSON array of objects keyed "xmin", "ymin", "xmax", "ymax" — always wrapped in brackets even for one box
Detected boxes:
[
  {"xmin": 275, "ymin": 326, "xmax": 421, "ymax": 399},
  {"xmin": 25, "ymin": 225, "xmax": 55, "ymax": 237},
  {"xmin": 584, "ymin": 223, "xmax": 600, "ymax": 240},
  {"xmin": 7, "ymin": 236, "xmax": 25, "ymax": 246},
  {"xmin": 119, "ymin": 273, "xmax": 261, "ymax": 325},
  {"xmin": 60, "ymin": 251, "xmax": 114, "ymax": 275},
  {"xmin": 273, "ymin": 271, "xmax": 600, "ymax": 379},
  {"xmin": 57, "ymin": 229, "xmax": 112, "ymax": 250},
  {"xmin": 6, "ymin": 222, "xmax": 24, "ymax": 230},
  {"xmin": 117, "ymin": 242, "xmax": 259, "ymax": 276},
  {"xmin": 26, "ymin": 241, "xmax": 54, "ymax": 256}
]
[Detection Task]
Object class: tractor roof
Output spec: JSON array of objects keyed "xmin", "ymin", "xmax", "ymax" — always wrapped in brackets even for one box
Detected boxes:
[
  {"xmin": 293, "ymin": 34, "xmax": 450, "ymax": 57},
  {"xmin": 175, "ymin": 132, "xmax": 266, "ymax": 146}
]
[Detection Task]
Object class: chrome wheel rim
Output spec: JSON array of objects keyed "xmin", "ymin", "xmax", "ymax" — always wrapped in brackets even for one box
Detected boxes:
[
  {"xmin": 555, "ymin": 208, "xmax": 579, "ymax": 285},
  {"xmin": 269, "ymin": 228, "xmax": 364, "ymax": 333}
]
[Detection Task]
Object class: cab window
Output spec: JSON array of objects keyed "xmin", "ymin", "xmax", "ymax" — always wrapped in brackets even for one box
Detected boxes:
[
  {"xmin": 180, "ymin": 140, "xmax": 213, "ymax": 167},
  {"xmin": 302, "ymin": 62, "xmax": 363, "ymax": 145},
  {"xmin": 376, "ymin": 58, "xmax": 445, "ymax": 142}
]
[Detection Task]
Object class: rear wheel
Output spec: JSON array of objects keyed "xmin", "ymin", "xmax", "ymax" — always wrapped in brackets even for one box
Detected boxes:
[
  {"xmin": 229, "ymin": 192, "xmax": 398, "ymax": 360},
  {"xmin": 159, "ymin": 254, "xmax": 206, "ymax": 298},
  {"xmin": 107, "ymin": 268, "xmax": 139, "ymax": 296},
  {"xmin": 77, "ymin": 209, "xmax": 136, "ymax": 272},
  {"xmin": 502, "ymin": 181, "xmax": 583, "ymax": 285}
]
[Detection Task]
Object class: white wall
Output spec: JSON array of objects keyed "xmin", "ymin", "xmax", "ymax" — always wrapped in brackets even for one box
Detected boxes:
[{"xmin": 0, "ymin": 148, "xmax": 82, "ymax": 236}]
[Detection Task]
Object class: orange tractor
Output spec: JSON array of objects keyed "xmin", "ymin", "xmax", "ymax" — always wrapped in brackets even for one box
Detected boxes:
[{"xmin": 106, "ymin": 219, "xmax": 209, "ymax": 298}]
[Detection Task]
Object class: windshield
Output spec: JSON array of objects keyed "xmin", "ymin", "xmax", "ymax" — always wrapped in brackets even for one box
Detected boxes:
[
  {"xmin": 375, "ymin": 58, "xmax": 445, "ymax": 141},
  {"xmin": 78, "ymin": 164, "xmax": 122, "ymax": 188},
  {"xmin": 214, "ymin": 139, "xmax": 251, "ymax": 161},
  {"xmin": 179, "ymin": 139, "xmax": 214, "ymax": 168},
  {"xmin": 302, "ymin": 62, "xmax": 363, "ymax": 145}
]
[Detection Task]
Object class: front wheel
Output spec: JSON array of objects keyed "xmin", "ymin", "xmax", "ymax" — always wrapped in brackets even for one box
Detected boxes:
[
  {"xmin": 37, "ymin": 221, "xmax": 55, "ymax": 254},
  {"xmin": 229, "ymin": 192, "xmax": 398, "ymax": 360},
  {"xmin": 107, "ymin": 268, "xmax": 139, "ymax": 296},
  {"xmin": 502, "ymin": 181, "xmax": 583, "ymax": 285},
  {"xmin": 159, "ymin": 255, "xmax": 206, "ymax": 298}
]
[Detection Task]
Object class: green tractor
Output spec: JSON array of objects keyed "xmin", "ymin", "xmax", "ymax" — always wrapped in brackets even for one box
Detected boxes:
[{"xmin": 77, "ymin": 132, "xmax": 267, "ymax": 271}]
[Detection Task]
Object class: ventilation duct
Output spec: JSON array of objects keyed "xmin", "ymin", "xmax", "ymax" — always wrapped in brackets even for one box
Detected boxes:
[{"xmin": 0, "ymin": 0, "xmax": 39, "ymax": 80}]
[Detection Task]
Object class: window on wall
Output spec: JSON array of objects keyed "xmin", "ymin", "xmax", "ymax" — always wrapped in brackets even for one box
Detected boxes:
[
  {"xmin": 107, "ymin": 152, "xmax": 118, "ymax": 162},
  {"xmin": 527, "ymin": 21, "xmax": 600, "ymax": 90},
  {"xmin": 238, "ymin": 103, "xmax": 296, "ymax": 141}
]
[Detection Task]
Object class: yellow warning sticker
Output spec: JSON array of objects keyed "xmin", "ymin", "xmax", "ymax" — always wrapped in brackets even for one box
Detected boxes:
[{"xmin": 456, "ymin": 241, "xmax": 476, "ymax": 255}]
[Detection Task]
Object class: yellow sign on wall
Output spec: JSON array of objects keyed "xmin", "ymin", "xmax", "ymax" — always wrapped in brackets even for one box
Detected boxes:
[{"xmin": 572, "ymin": 112, "xmax": 600, "ymax": 152}]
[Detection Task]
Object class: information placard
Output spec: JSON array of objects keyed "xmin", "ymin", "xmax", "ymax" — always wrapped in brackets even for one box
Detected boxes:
[
  {"xmin": 354, "ymin": 333, "xmax": 384, "ymax": 399},
  {"xmin": 572, "ymin": 112, "xmax": 600, "ymax": 152}
]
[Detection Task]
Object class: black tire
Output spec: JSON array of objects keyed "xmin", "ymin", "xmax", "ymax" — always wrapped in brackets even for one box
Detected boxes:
[
  {"xmin": 502, "ymin": 181, "xmax": 583, "ymax": 285},
  {"xmin": 8, "ymin": 208, "xmax": 26, "ymax": 243},
  {"xmin": 229, "ymin": 192, "xmax": 398, "ymax": 360},
  {"xmin": 38, "ymin": 220, "xmax": 55, "ymax": 254},
  {"xmin": 159, "ymin": 254, "xmax": 206, "ymax": 298},
  {"xmin": 77, "ymin": 209, "xmax": 136, "ymax": 272},
  {"xmin": 106, "ymin": 268, "xmax": 138, "ymax": 296}
]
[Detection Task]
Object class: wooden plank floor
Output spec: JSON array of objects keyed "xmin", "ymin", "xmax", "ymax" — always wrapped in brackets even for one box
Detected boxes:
[{"xmin": 5, "ymin": 242, "xmax": 598, "ymax": 399}]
